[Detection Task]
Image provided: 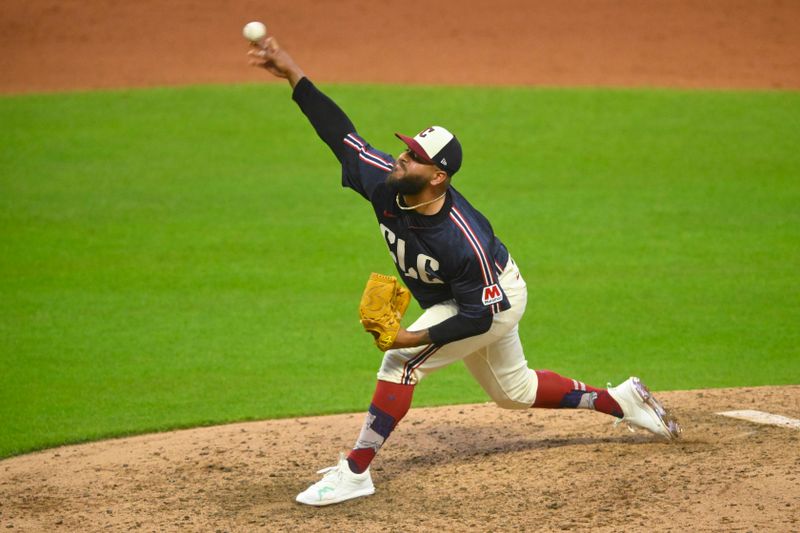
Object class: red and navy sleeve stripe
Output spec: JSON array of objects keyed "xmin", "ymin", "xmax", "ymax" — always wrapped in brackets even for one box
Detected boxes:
[
  {"xmin": 343, "ymin": 133, "xmax": 394, "ymax": 172},
  {"xmin": 449, "ymin": 207, "xmax": 502, "ymax": 314}
]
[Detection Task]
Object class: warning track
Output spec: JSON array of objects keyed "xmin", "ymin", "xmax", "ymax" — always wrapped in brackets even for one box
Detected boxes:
[{"xmin": 2, "ymin": 0, "xmax": 799, "ymax": 93}]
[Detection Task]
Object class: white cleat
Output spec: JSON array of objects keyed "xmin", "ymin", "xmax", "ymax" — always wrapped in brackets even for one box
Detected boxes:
[
  {"xmin": 295, "ymin": 453, "xmax": 375, "ymax": 506},
  {"xmin": 608, "ymin": 377, "xmax": 682, "ymax": 440}
]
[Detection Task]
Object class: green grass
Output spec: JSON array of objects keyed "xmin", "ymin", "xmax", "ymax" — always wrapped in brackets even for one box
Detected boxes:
[{"xmin": 1, "ymin": 83, "xmax": 798, "ymax": 458}]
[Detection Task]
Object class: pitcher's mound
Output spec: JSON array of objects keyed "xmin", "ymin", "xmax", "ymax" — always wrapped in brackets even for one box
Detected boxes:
[{"xmin": 2, "ymin": 386, "xmax": 799, "ymax": 531}]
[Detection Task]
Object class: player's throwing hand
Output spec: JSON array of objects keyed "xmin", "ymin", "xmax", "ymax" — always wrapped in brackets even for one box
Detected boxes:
[{"xmin": 248, "ymin": 37, "xmax": 305, "ymax": 87}]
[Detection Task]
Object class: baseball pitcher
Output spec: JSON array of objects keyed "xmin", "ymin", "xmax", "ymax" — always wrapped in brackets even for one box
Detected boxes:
[{"xmin": 248, "ymin": 36, "xmax": 681, "ymax": 507}]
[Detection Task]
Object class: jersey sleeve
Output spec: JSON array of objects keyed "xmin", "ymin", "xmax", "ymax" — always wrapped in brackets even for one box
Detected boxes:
[
  {"xmin": 448, "ymin": 207, "xmax": 507, "ymax": 318},
  {"xmin": 427, "ymin": 210, "xmax": 508, "ymax": 345},
  {"xmin": 340, "ymin": 133, "xmax": 394, "ymax": 201},
  {"xmin": 291, "ymin": 77, "xmax": 393, "ymax": 202},
  {"xmin": 447, "ymin": 255, "xmax": 506, "ymax": 319},
  {"xmin": 425, "ymin": 259, "xmax": 499, "ymax": 345},
  {"xmin": 292, "ymin": 77, "xmax": 355, "ymax": 164}
]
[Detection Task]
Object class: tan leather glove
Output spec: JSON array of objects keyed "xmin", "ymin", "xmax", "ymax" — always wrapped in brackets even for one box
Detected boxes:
[{"xmin": 358, "ymin": 273, "xmax": 411, "ymax": 351}]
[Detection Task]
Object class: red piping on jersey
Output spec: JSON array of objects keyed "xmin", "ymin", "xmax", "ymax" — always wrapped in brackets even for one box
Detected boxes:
[
  {"xmin": 343, "ymin": 137, "xmax": 361, "ymax": 151},
  {"xmin": 449, "ymin": 212, "xmax": 492, "ymax": 286},
  {"xmin": 344, "ymin": 136, "xmax": 393, "ymax": 172},
  {"xmin": 344, "ymin": 134, "xmax": 394, "ymax": 170},
  {"xmin": 449, "ymin": 211, "xmax": 501, "ymax": 314},
  {"xmin": 360, "ymin": 152, "xmax": 392, "ymax": 171},
  {"xmin": 450, "ymin": 207, "xmax": 505, "ymax": 314},
  {"xmin": 451, "ymin": 207, "xmax": 495, "ymax": 285}
]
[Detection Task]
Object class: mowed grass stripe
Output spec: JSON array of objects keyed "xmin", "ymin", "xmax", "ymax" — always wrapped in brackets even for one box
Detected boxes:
[{"xmin": 0, "ymin": 84, "xmax": 798, "ymax": 458}]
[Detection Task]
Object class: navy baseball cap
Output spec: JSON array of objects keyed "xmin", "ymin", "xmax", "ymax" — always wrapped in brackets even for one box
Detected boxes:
[{"xmin": 395, "ymin": 126, "xmax": 462, "ymax": 176}]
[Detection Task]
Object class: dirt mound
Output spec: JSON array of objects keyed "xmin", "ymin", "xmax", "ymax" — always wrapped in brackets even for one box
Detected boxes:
[
  {"xmin": 2, "ymin": 386, "xmax": 799, "ymax": 531},
  {"xmin": 2, "ymin": 0, "xmax": 799, "ymax": 93}
]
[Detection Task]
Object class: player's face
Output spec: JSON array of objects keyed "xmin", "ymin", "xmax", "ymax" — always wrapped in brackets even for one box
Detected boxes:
[{"xmin": 386, "ymin": 149, "xmax": 437, "ymax": 195}]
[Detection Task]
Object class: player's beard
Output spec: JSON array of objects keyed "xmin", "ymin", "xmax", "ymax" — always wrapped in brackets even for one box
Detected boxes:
[{"xmin": 386, "ymin": 168, "xmax": 428, "ymax": 195}]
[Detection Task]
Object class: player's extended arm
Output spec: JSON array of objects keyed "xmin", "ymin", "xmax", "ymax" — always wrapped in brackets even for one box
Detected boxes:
[
  {"xmin": 248, "ymin": 37, "xmax": 305, "ymax": 88},
  {"xmin": 249, "ymin": 37, "xmax": 355, "ymax": 163}
]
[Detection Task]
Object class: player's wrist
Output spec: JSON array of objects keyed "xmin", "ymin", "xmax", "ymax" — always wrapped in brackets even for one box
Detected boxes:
[
  {"xmin": 392, "ymin": 328, "xmax": 431, "ymax": 349},
  {"xmin": 287, "ymin": 68, "xmax": 306, "ymax": 89}
]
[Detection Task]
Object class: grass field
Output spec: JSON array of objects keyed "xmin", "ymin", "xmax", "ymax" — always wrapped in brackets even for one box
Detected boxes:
[{"xmin": 1, "ymin": 83, "xmax": 798, "ymax": 458}]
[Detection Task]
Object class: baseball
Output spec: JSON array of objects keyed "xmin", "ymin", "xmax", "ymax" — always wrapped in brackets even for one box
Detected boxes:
[{"xmin": 242, "ymin": 21, "xmax": 267, "ymax": 42}]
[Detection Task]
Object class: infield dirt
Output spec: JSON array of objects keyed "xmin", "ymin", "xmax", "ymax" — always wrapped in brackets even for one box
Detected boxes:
[
  {"xmin": 2, "ymin": 387, "xmax": 799, "ymax": 531},
  {"xmin": 2, "ymin": 1, "xmax": 799, "ymax": 531}
]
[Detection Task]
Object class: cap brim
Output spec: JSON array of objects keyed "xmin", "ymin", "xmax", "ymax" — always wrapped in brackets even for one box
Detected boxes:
[{"xmin": 394, "ymin": 133, "xmax": 436, "ymax": 165}]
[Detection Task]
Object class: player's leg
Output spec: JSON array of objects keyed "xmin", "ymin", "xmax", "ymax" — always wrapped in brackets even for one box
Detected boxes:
[
  {"xmin": 461, "ymin": 259, "xmax": 623, "ymax": 418},
  {"xmin": 533, "ymin": 368, "xmax": 681, "ymax": 438},
  {"xmin": 346, "ymin": 299, "xmax": 462, "ymax": 475},
  {"xmin": 461, "ymin": 331, "xmax": 685, "ymax": 439},
  {"xmin": 529, "ymin": 369, "xmax": 623, "ymax": 416},
  {"xmin": 347, "ymin": 258, "xmax": 530, "ymax": 473},
  {"xmin": 344, "ymin": 379, "xmax": 414, "ymax": 474},
  {"xmin": 294, "ymin": 376, "xmax": 412, "ymax": 506},
  {"xmin": 295, "ymin": 378, "xmax": 415, "ymax": 506},
  {"xmin": 296, "ymin": 300, "xmax": 460, "ymax": 506},
  {"xmin": 462, "ymin": 324, "xmax": 681, "ymax": 439},
  {"xmin": 346, "ymin": 297, "xmax": 523, "ymax": 475},
  {"xmin": 460, "ymin": 326, "xmax": 621, "ymax": 416},
  {"xmin": 461, "ymin": 325, "xmax": 536, "ymax": 409}
]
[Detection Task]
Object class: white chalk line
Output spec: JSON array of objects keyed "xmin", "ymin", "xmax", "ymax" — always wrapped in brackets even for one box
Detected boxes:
[{"xmin": 716, "ymin": 409, "xmax": 800, "ymax": 430}]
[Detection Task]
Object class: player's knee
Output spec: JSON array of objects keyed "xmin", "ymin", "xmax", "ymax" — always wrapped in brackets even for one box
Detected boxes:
[
  {"xmin": 375, "ymin": 370, "xmax": 405, "ymax": 385},
  {"xmin": 494, "ymin": 396, "xmax": 532, "ymax": 410},
  {"xmin": 491, "ymin": 370, "xmax": 537, "ymax": 410},
  {"xmin": 488, "ymin": 384, "xmax": 534, "ymax": 409},
  {"xmin": 376, "ymin": 349, "xmax": 410, "ymax": 385}
]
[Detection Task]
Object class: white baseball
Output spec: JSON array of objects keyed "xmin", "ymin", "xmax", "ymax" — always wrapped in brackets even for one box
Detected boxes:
[{"xmin": 242, "ymin": 21, "xmax": 267, "ymax": 42}]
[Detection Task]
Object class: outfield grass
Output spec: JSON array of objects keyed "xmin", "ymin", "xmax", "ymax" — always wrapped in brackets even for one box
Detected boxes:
[{"xmin": 1, "ymin": 83, "xmax": 798, "ymax": 458}]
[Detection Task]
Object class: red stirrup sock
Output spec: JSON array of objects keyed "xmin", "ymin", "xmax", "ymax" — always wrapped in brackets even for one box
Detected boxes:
[
  {"xmin": 532, "ymin": 369, "xmax": 622, "ymax": 418},
  {"xmin": 347, "ymin": 380, "xmax": 415, "ymax": 474}
]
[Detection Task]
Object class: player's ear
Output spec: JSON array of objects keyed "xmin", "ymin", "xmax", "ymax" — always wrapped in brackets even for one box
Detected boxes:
[{"xmin": 431, "ymin": 169, "xmax": 449, "ymax": 186}]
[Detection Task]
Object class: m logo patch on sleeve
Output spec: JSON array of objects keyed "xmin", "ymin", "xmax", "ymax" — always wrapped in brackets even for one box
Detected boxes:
[{"xmin": 482, "ymin": 284, "xmax": 503, "ymax": 305}]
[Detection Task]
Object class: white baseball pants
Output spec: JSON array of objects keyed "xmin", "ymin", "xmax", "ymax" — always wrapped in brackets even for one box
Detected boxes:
[{"xmin": 377, "ymin": 257, "xmax": 539, "ymax": 409}]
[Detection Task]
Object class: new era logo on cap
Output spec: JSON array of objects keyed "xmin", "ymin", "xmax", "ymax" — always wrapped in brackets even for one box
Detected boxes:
[{"xmin": 395, "ymin": 126, "xmax": 463, "ymax": 176}]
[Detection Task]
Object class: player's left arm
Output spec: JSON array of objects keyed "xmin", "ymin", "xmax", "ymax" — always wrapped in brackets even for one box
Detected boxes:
[
  {"xmin": 391, "ymin": 327, "xmax": 433, "ymax": 349},
  {"xmin": 390, "ymin": 311, "xmax": 492, "ymax": 349},
  {"xmin": 389, "ymin": 261, "xmax": 499, "ymax": 349}
]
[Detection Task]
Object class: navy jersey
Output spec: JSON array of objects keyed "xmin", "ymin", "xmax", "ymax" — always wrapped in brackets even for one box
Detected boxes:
[
  {"xmin": 291, "ymin": 77, "xmax": 513, "ymax": 344},
  {"xmin": 340, "ymin": 132, "xmax": 511, "ymax": 319}
]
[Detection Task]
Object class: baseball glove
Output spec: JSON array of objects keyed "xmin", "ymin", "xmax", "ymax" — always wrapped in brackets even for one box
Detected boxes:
[{"xmin": 359, "ymin": 273, "xmax": 411, "ymax": 351}]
